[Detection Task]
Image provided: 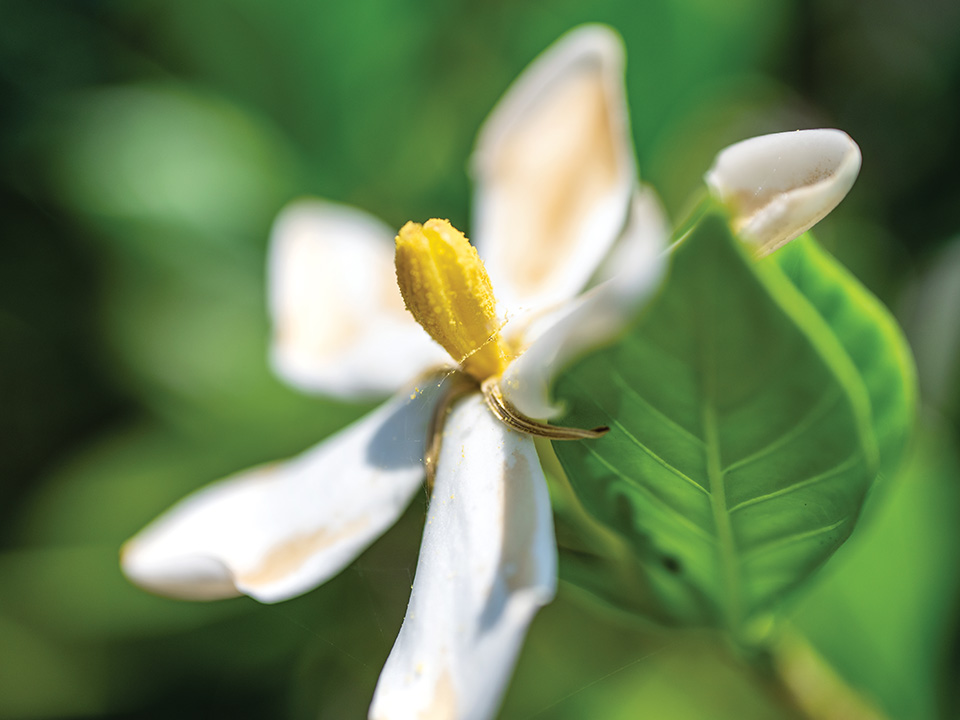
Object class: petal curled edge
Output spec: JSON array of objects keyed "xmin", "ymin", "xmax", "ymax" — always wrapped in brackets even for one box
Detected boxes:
[
  {"xmin": 121, "ymin": 376, "xmax": 448, "ymax": 603},
  {"xmin": 500, "ymin": 188, "xmax": 668, "ymax": 419},
  {"xmin": 269, "ymin": 199, "xmax": 448, "ymax": 400},
  {"xmin": 471, "ymin": 24, "xmax": 636, "ymax": 317},
  {"xmin": 704, "ymin": 129, "xmax": 861, "ymax": 256},
  {"xmin": 369, "ymin": 394, "xmax": 557, "ymax": 720}
]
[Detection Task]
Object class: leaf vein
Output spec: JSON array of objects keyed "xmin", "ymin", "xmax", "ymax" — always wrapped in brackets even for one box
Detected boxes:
[
  {"xmin": 701, "ymin": 355, "xmax": 741, "ymax": 632},
  {"xmin": 582, "ymin": 445, "xmax": 715, "ymax": 544},
  {"xmin": 727, "ymin": 452, "xmax": 862, "ymax": 514},
  {"xmin": 721, "ymin": 387, "xmax": 844, "ymax": 476},
  {"xmin": 609, "ymin": 371, "xmax": 706, "ymax": 447},
  {"xmin": 610, "ymin": 419, "xmax": 710, "ymax": 496},
  {"xmin": 742, "ymin": 516, "xmax": 851, "ymax": 563}
]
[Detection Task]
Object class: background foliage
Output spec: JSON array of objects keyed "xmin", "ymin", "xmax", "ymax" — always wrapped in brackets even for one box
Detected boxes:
[{"xmin": 1, "ymin": 0, "xmax": 958, "ymax": 718}]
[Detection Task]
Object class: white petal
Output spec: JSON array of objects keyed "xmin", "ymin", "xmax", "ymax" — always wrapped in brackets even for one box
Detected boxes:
[
  {"xmin": 121, "ymin": 376, "xmax": 449, "ymax": 603},
  {"xmin": 471, "ymin": 25, "xmax": 636, "ymax": 316},
  {"xmin": 269, "ymin": 199, "xmax": 448, "ymax": 400},
  {"xmin": 704, "ymin": 129, "xmax": 861, "ymax": 255},
  {"xmin": 500, "ymin": 189, "xmax": 668, "ymax": 419},
  {"xmin": 369, "ymin": 394, "xmax": 557, "ymax": 720}
]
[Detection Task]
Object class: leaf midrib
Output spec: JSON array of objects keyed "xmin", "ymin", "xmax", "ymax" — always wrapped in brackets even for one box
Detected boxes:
[
  {"xmin": 689, "ymin": 231, "xmax": 742, "ymax": 634},
  {"xmin": 700, "ymin": 339, "xmax": 742, "ymax": 633}
]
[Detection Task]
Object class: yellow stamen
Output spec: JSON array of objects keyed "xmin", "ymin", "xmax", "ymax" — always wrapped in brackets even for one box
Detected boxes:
[{"xmin": 395, "ymin": 219, "xmax": 509, "ymax": 381}]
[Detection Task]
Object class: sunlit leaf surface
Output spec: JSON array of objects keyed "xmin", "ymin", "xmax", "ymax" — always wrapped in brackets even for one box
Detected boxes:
[
  {"xmin": 553, "ymin": 209, "xmax": 881, "ymax": 632},
  {"xmin": 769, "ymin": 235, "xmax": 917, "ymax": 479}
]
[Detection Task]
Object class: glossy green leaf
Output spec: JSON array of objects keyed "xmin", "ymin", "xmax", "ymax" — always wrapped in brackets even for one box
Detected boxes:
[
  {"xmin": 768, "ymin": 235, "xmax": 917, "ymax": 480},
  {"xmin": 552, "ymin": 210, "xmax": 878, "ymax": 633}
]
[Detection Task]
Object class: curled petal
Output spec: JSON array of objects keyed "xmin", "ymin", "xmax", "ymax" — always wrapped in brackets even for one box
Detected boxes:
[
  {"xmin": 269, "ymin": 200, "xmax": 447, "ymax": 400},
  {"xmin": 471, "ymin": 24, "xmax": 636, "ymax": 316},
  {"xmin": 121, "ymin": 376, "xmax": 449, "ymax": 603},
  {"xmin": 369, "ymin": 394, "xmax": 557, "ymax": 720},
  {"xmin": 705, "ymin": 129, "xmax": 862, "ymax": 255},
  {"xmin": 500, "ymin": 189, "xmax": 668, "ymax": 419}
]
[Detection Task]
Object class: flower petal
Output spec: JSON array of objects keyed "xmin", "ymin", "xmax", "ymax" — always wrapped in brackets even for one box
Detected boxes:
[
  {"xmin": 704, "ymin": 129, "xmax": 861, "ymax": 255},
  {"xmin": 269, "ymin": 199, "xmax": 448, "ymax": 400},
  {"xmin": 121, "ymin": 376, "xmax": 449, "ymax": 603},
  {"xmin": 471, "ymin": 24, "xmax": 636, "ymax": 316},
  {"xmin": 500, "ymin": 188, "xmax": 668, "ymax": 419},
  {"xmin": 369, "ymin": 394, "xmax": 557, "ymax": 720}
]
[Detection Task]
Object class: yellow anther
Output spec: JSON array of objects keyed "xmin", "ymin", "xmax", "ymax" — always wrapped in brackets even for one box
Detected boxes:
[{"xmin": 395, "ymin": 219, "xmax": 509, "ymax": 381}]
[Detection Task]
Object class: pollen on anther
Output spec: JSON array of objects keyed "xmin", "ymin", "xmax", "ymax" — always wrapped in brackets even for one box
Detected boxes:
[{"xmin": 394, "ymin": 218, "xmax": 510, "ymax": 382}]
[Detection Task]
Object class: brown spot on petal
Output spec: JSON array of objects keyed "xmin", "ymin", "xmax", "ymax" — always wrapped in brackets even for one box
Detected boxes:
[
  {"xmin": 237, "ymin": 518, "xmax": 369, "ymax": 588},
  {"xmin": 489, "ymin": 67, "xmax": 621, "ymax": 299},
  {"xmin": 274, "ymin": 227, "xmax": 410, "ymax": 366},
  {"xmin": 419, "ymin": 670, "xmax": 458, "ymax": 720},
  {"xmin": 800, "ymin": 162, "xmax": 832, "ymax": 187},
  {"xmin": 729, "ymin": 157, "xmax": 837, "ymax": 219},
  {"xmin": 248, "ymin": 462, "xmax": 283, "ymax": 482}
]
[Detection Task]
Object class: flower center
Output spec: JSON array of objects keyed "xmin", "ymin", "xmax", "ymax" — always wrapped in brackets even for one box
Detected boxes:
[
  {"xmin": 395, "ymin": 218, "xmax": 609, "ymax": 490},
  {"xmin": 395, "ymin": 219, "xmax": 510, "ymax": 382}
]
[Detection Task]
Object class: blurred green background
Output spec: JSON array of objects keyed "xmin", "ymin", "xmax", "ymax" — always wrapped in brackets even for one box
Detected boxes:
[{"xmin": 1, "ymin": 0, "xmax": 959, "ymax": 718}]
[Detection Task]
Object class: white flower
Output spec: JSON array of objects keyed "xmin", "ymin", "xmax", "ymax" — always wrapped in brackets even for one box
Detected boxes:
[
  {"xmin": 705, "ymin": 128, "xmax": 862, "ymax": 256},
  {"xmin": 122, "ymin": 25, "xmax": 665, "ymax": 720},
  {"xmin": 120, "ymin": 23, "xmax": 861, "ymax": 720}
]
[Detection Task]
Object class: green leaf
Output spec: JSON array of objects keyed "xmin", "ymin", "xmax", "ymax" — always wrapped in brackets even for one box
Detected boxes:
[
  {"xmin": 552, "ymin": 209, "xmax": 879, "ymax": 634},
  {"xmin": 767, "ymin": 235, "xmax": 917, "ymax": 480}
]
